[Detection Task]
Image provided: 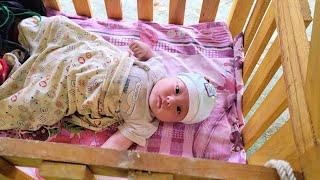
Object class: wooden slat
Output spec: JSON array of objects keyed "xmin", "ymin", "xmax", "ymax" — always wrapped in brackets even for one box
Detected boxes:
[
  {"xmin": 137, "ymin": 0, "xmax": 153, "ymax": 21},
  {"xmin": 0, "ymin": 137, "xmax": 287, "ymax": 180},
  {"xmin": 72, "ymin": 0, "xmax": 92, "ymax": 17},
  {"xmin": 128, "ymin": 171, "xmax": 174, "ymax": 180},
  {"xmin": 90, "ymin": 165, "xmax": 128, "ymax": 177},
  {"xmin": 244, "ymin": 0, "xmax": 271, "ymax": 50},
  {"xmin": 3, "ymin": 156, "xmax": 42, "ymax": 167},
  {"xmin": 274, "ymin": 0, "xmax": 314, "ymax": 154},
  {"xmin": 243, "ymin": 76, "xmax": 287, "ymax": 149},
  {"xmin": 199, "ymin": 0, "xmax": 220, "ymax": 23},
  {"xmin": 40, "ymin": 161, "xmax": 95, "ymax": 180},
  {"xmin": 169, "ymin": 0, "xmax": 186, "ymax": 25},
  {"xmin": 301, "ymin": 1, "xmax": 320, "ymax": 179},
  {"xmin": 227, "ymin": 0, "xmax": 255, "ymax": 37},
  {"xmin": 299, "ymin": 145, "xmax": 320, "ymax": 180},
  {"xmin": 248, "ymin": 120, "xmax": 301, "ymax": 171},
  {"xmin": 0, "ymin": 158, "xmax": 33, "ymax": 180},
  {"xmin": 305, "ymin": 0, "xmax": 320, "ymax": 144},
  {"xmin": 243, "ymin": 2, "xmax": 276, "ymax": 83},
  {"xmin": 104, "ymin": 0, "xmax": 122, "ymax": 20},
  {"xmin": 43, "ymin": 0, "xmax": 61, "ymax": 11},
  {"xmin": 243, "ymin": 38, "xmax": 281, "ymax": 116}
]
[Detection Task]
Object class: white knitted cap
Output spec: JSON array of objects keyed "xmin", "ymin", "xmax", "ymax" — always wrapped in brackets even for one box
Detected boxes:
[{"xmin": 177, "ymin": 72, "xmax": 216, "ymax": 124}]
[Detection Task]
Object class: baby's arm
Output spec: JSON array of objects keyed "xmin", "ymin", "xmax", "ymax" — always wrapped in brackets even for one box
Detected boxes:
[
  {"xmin": 129, "ymin": 40, "xmax": 154, "ymax": 61},
  {"xmin": 101, "ymin": 131, "xmax": 133, "ymax": 150}
]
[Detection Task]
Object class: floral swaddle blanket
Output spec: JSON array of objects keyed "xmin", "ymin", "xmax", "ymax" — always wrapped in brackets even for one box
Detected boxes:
[{"xmin": 0, "ymin": 16, "xmax": 134, "ymax": 132}]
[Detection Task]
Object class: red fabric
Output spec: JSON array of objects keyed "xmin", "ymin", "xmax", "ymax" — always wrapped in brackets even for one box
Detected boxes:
[{"xmin": 0, "ymin": 58, "xmax": 10, "ymax": 84}]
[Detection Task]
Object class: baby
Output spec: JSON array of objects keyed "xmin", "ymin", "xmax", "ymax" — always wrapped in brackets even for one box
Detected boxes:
[
  {"xmin": 102, "ymin": 40, "xmax": 217, "ymax": 150},
  {"xmin": 0, "ymin": 16, "xmax": 216, "ymax": 150}
]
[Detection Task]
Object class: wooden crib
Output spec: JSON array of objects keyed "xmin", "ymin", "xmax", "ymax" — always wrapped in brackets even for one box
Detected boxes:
[{"xmin": 0, "ymin": 0, "xmax": 319, "ymax": 179}]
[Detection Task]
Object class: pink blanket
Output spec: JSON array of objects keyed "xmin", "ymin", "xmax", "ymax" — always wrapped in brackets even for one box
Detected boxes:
[{"xmin": 0, "ymin": 10, "xmax": 246, "ymax": 164}]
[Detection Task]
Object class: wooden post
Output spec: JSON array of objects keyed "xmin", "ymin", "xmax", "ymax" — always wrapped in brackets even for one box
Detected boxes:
[
  {"xmin": 199, "ymin": 0, "xmax": 220, "ymax": 23},
  {"xmin": 304, "ymin": 0, "xmax": 320, "ymax": 144},
  {"xmin": 274, "ymin": 0, "xmax": 320, "ymax": 179},
  {"xmin": 169, "ymin": 0, "xmax": 186, "ymax": 25},
  {"xmin": 72, "ymin": 0, "xmax": 92, "ymax": 17},
  {"xmin": 227, "ymin": 0, "xmax": 254, "ymax": 37},
  {"xmin": 104, "ymin": 0, "xmax": 123, "ymax": 20},
  {"xmin": 43, "ymin": 0, "xmax": 61, "ymax": 11},
  {"xmin": 137, "ymin": 0, "xmax": 153, "ymax": 21}
]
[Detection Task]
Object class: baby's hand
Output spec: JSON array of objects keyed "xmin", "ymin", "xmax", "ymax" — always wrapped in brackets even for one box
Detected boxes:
[{"xmin": 129, "ymin": 40, "xmax": 154, "ymax": 61}]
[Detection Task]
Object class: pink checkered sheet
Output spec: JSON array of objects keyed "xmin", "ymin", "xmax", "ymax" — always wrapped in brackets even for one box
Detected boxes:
[{"xmin": 0, "ymin": 10, "xmax": 246, "ymax": 169}]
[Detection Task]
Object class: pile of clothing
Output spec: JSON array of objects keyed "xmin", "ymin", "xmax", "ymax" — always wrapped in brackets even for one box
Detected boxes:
[{"xmin": 0, "ymin": 0, "xmax": 46, "ymax": 84}]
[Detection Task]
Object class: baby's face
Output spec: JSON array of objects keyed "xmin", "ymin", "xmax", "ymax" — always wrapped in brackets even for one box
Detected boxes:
[{"xmin": 149, "ymin": 77, "xmax": 189, "ymax": 122}]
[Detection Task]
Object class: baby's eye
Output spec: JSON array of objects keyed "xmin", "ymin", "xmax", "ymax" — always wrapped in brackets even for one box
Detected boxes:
[
  {"xmin": 177, "ymin": 106, "xmax": 181, "ymax": 114},
  {"xmin": 175, "ymin": 85, "xmax": 180, "ymax": 94}
]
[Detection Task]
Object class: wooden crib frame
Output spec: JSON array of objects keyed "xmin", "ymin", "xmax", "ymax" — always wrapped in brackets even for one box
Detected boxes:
[{"xmin": 0, "ymin": 0, "xmax": 319, "ymax": 179}]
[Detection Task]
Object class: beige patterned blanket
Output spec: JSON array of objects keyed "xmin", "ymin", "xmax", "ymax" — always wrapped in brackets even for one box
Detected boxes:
[{"xmin": 0, "ymin": 16, "xmax": 133, "ymax": 131}]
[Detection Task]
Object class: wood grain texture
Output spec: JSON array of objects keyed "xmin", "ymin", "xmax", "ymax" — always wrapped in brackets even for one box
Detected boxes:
[
  {"xmin": 199, "ymin": 0, "xmax": 220, "ymax": 23},
  {"xmin": 40, "ymin": 161, "xmax": 95, "ymax": 180},
  {"xmin": 0, "ymin": 158, "xmax": 33, "ymax": 180},
  {"xmin": 243, "ymin": 2, "xmax": 276, "ymax": 83},
  {"xmin": 43, "ymin": 0, "xmax": 61, "ymax": 11},
  {"xmin": 248, "ymin": 120, "xmax": 301, "ymax": 171},
  {"xmin": 244, "ymin": 0, "xmax": 271, "ymax": 50},
  {"xmin": 305, "ymin": 0, "xmax": 320, "ymax": 145},
  {"xmin": 72, "ymin": 0, "xmax": 92, "ymax": 17},
  {"xmin": 137, "ymin": 0, "xmax": 153, "ymax": 21},
  {"xmin": 243, "ymin": 38, "xmax": 281, "ymax": 116},
  {"xmin": 227, "ymin": 0, "xmax": 254, "ymax": 37},
  {"xmin": 0, "ymin": 138, "xmax": 285, "ymax": 179},
  {"xmin": 169, "ymin": 0, "xmax": 186, "ymax": 25},
  {"xmin": 104, "ymin": 0, "xmax": 123, "ymax": 19},
  {"xmin": 243, "ymin": 76, "xmax": 287, "ymax": 149},
  {"xmin": 274, "ymin": 0, "xmax": 315, "ymax": 155}
]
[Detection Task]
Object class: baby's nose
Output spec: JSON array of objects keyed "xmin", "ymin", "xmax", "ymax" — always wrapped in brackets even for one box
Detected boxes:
[{"xmin": 165, "ymin": 96, "xmax": 175, "ymax": 107}]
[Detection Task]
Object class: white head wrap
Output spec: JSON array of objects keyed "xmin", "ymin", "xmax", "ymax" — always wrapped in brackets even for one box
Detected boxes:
[{"xmin": 177, "ymin": 72, "xmax": 216, "ymax": 124}]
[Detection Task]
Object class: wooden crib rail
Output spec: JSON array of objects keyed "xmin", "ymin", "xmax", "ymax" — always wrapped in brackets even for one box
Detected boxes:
[
  {"xmin": 246, "ymin": 0, "xmax": 320, "ymax": 178},
  {"xmin": 0, "ymin": 138, "xmax": 304, "ymax": 180},
  {"xmin": 274, "ymin": 0, "xmax": 319, "ymax": 179},
  {"xmin": 242, "ymin": 0, "xmax": 311, "ymax": 150},
  {"xmin": 43, "ymin": 0, "xmax": 221, "ymax": 24}
]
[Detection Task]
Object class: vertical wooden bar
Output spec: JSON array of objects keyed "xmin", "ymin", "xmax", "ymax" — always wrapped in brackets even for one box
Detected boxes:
[
  {"xmin": 0, "ymin": 158, "xmax": 34, "ymax": 180},
  {"xmin": 243, "ymin": 2, "xmax": 276, "ymax": 83},
  {"xmin": 244, "ymin": 0, "xmax": 271, "ymax": 50},
  {"xmin": 274, "ymin": 0, "xmax": 314, "ymax": 154},
  {"xmin": 169, "ymin": 0, "xmax": 186, "ymax": 25},
  {"xmin": 302, "ymin": 1, "xmax": 320, "ymax": 178},
  {"xmin": 227, "ymin": 0, "xmax": 255, "ymax": 37},
  {"xmin": 137, "ymin": 0, "xmax": 153, "ymax": 21},
  {"xmin": 274, "ymin": 0, "xmax": 320, "ymax": 179},
  {"xmin": 104, "ymin": 0, "xmax": 123, "ymax": 20},
  {"xmin": 305, "ymin": 0, "xmax": 320, "ymax": 144},
  {"xmin": 72, "ymin": 0, "xmax": 93, "ymax": 17},
  {"xmin": 43, "ymin": 0, "xmax": 61, "ymax": 11},
  {"xmin": 40, "ymin": 161, "xmax": 95, "ymax": 180},
  {"xmin": 199, "ymin": 0, "xmax": 220, "ymax": 23}
]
